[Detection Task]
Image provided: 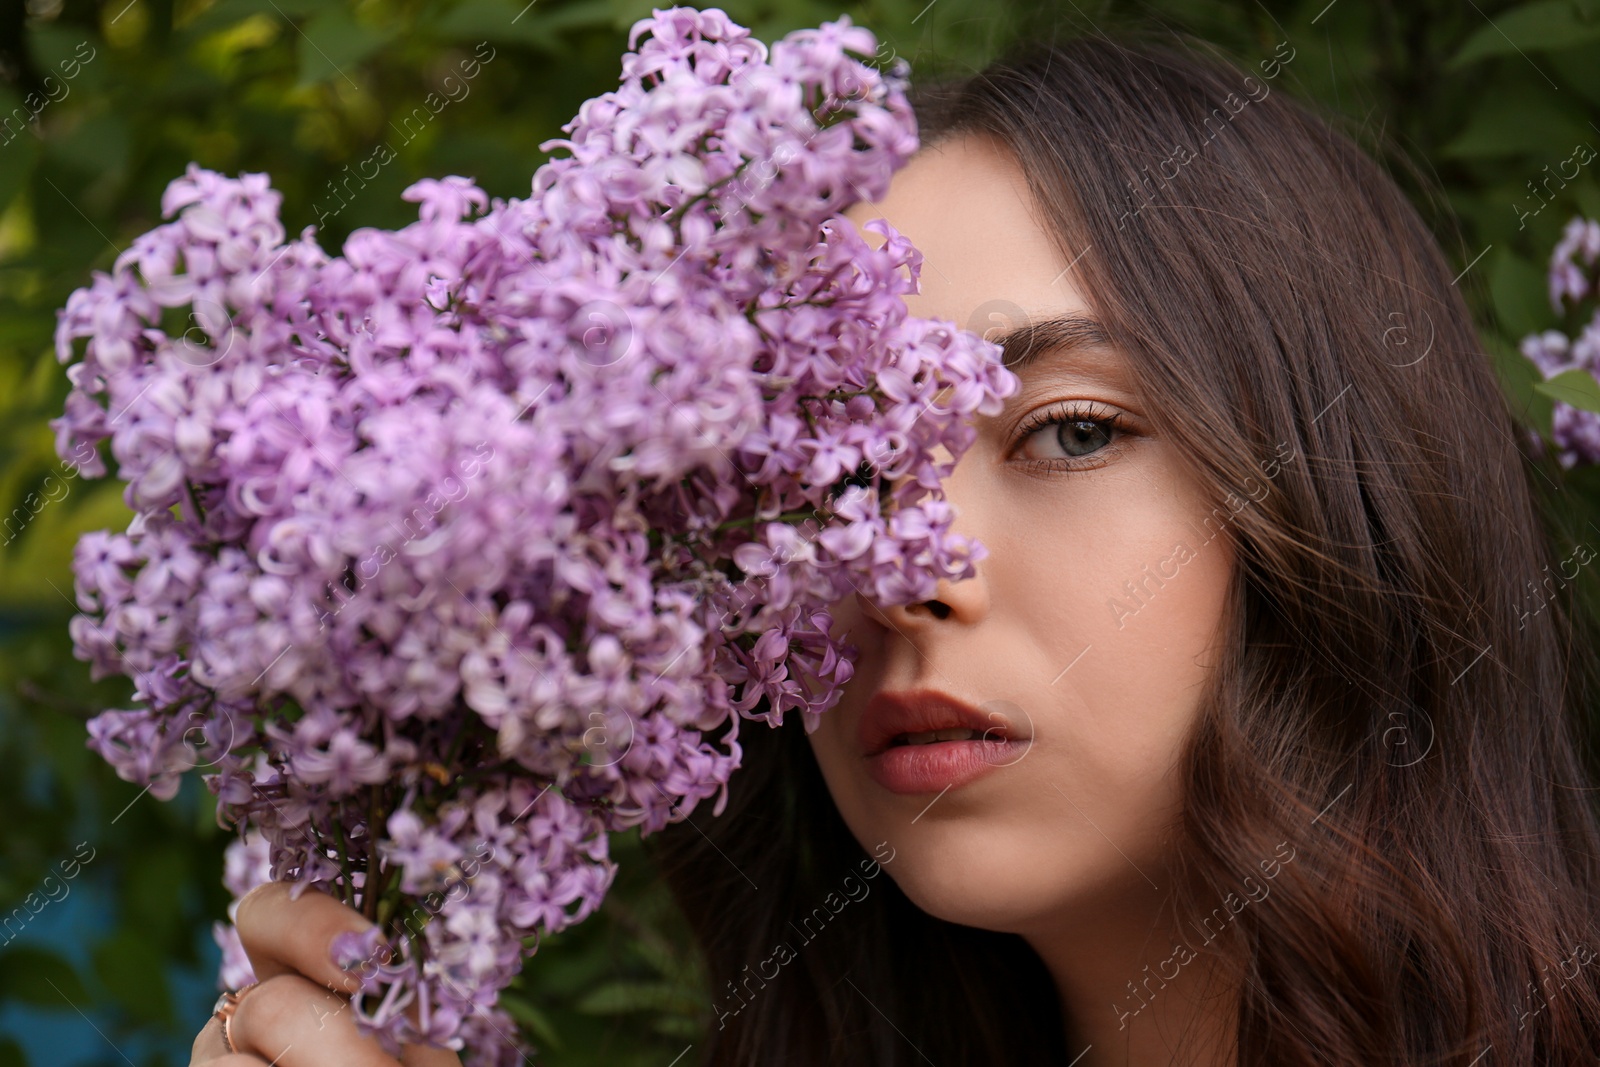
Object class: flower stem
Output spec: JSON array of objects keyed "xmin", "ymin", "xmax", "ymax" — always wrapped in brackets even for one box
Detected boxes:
[
  {"xmin": 364, "ymin": 787, "xmax": 383, "ymax": 924},
  {"xmin": 332, "ymin": 816, "xmax": 354, "ymax": 907},
  {"xmin": 711, "ymin": 508, "xmax": 823, "ymax": 532}
]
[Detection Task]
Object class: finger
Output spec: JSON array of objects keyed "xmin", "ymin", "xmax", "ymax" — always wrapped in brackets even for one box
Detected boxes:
[
  {"xmin": 231, "ymin": 882, "xmax": 462, "ymax": 1067},
  {"xmin": 235, "ymin": 881, "xmax": 386, "ymax": 995},
  {"xmin": 203, "ymin": 974, "xmax": 458, "ymax": 1067},
  {"xmin": 192, "ymin": 1013, "xmax": 230, "ymax": 1063},
  {"xmin": 400, "ymin": 1041, "xmax": 465, "ymax": 1067},
  {"xmin": 191, "ymin": 1012, "xmax": 272, "ymax": 1066},
  {"xmin": 229, "ymin": 973, "xmax": 404, "ymax": 1067}
]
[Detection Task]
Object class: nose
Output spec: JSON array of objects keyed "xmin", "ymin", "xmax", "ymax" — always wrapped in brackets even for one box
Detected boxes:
[
  {"xmin": 851, "ymin": 420, "xmax": 992, "ymax": 631},
  {"xmin": 852, "ymin": 527, "xmax": 991, "ymax": 631},
  {"xmin": 855, "ymin": 565, "xmax": 988, "ymax": 629},
  {"xmin": 859, "ymin": 588, "xmax": 953, "ymax": 621}
]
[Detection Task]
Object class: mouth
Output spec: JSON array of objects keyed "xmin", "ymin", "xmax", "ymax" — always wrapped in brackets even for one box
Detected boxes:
[
  {"xmin": 886, "ymin": 727, "xmax": 988, "ymax": 747},
  {"xmin": 857, "ymin": 688, "xmax": 1028, "ymax": 759}
]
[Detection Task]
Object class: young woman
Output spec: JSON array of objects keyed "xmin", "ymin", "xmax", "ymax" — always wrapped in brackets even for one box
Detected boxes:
[{"xmin": 189, "ymin": 26, "xmax": 1600, "ymax": 1067}]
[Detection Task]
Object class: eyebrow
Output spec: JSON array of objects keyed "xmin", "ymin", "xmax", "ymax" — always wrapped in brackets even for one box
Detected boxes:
[{"xmin": 989, "ymin": 314, "xmax": 1121, "ymax": 375}]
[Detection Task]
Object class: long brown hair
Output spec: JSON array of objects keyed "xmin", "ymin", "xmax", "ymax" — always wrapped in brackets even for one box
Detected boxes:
[{"xmin": 647, "ymin": 25, "xmax": 1600, "ymax": 1065}]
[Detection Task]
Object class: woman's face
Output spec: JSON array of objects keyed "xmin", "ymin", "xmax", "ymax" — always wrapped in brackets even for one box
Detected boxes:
[{"xmin": 806, "ymin": 134, "xmax": 1236, "ymax": 939}]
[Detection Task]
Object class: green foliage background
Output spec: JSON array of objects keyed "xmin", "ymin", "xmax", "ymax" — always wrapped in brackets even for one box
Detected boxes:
[{"xmin": 1, "ymin": 0, "xmax": 1599, "ymax": 1064}]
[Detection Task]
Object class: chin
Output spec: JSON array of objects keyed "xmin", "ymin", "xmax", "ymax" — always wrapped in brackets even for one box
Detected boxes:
[{"xmin": 858, "ymin": 816, "xmax": 1144, "ymax": 934}]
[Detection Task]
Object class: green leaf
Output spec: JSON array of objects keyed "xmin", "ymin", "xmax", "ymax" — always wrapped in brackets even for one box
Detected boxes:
[
  {"xmin": 295, "ymin": 8, "xmax": 394, "ymax": 88},
  {"xmin": 1576, "ymin": 181, "xmax": 1600, "ymax": 221},
  {"xmin": 91, "ymin": 927, "xmax": 174, "ymax": 1023},
  {"xmin": 125, "ymin": 843, "xmax": 191, "ymax": 946},
  {"xmin": 500, "ymin": 992, "xmax": 562, "ymax": 1050},
  {"xmin": 629, "ymin": 928, "xmax": 689, "ymax": 982},
  {"xmin": 0, "ymin": 479, "xmax": 131, "ymax": 608},
  {"xmin": 429, "ymin": 0, "xmax": 562, "ymax": 51},
  {"xmin": 0, "ymin": 1035, "xmax": 27, "ymax": 1067},
  {"xmin": 575, "ymin": 979, "xmax": 697, "ymax": 1015},
  {"xmin": 46, "ymin": 111, "xmax": 132, "ymax": 183},
  {"xmin": 1450, "ymin": 0, "xmax": 1600, "ymax": 68},
  {"xmin": 539, "ymin": 0, "xmax": 630, "ymax": 33},
  {"xmin": 27, "ymin": 26, "xmax": 103, "ymax": 84},
  {"xmin": 1485, "ymin": 332, "xmax": 1555, "ymax": 438},
  {"xmin": 1535, "ymin": 367, "xmax": 1600, "ymax": 413},
  {"xmin": 0, "ymin": 945, "xmax": 90, "ymax": 1006},
  {"xmin": 1489, "ymin": 248, "xmax": 1554, "ymax": 340},
  {"xmin": 1547, "ymin": 42, "xmax": 1600, "ymax": 106},
  {"xmin": 1440, "ymin": 92, "xmax": 1594, "ymax": 159},
  {"xmin": 0, "ymin": 93, "xmax": 40, "ymax": 216},
  {"xmin": 183, "ymin": 0, "xmax": 325, "ymax": 35},
  {"xmin": 653, "ymin": 1013, "xmax": 702, "ymax": 1037},
  {"xmin": 36, "ymin": 701, "xmax": 95, "ymax": 795}
]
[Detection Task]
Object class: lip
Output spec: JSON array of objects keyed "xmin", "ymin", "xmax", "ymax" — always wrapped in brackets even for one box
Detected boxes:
[{"xmin": 858, "ymin": 688, "xmax": 1031, "ymax": 795}]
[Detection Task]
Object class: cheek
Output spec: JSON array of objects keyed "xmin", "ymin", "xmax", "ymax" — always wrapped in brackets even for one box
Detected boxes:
[
  {"xmin": 1005, "ymin": 471, "xmax": 1233, "ymax": 777},
  {"xmin": 1048, "ymin": 531, "xmax": 1233, "ymax": 859},
  {"xmin": 1074, "ymin": 556, "xmax": 1230, "ymax": 750},
  {"xmin": 805, "ymin": 691, "xmax": 858, "ymax": 789},
  {"xmin": 799, "ymin": 451, "xmax": 1236, "ymax": 929},
  {"xmin": 959, "ymin": 469, "xmax": 1234, "ymax": 881}
]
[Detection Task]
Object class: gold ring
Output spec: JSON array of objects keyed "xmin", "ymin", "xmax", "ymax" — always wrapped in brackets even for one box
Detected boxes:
[{"xmin": 212, "ymin": 982, "xmax": 259, "ymax": 1054}]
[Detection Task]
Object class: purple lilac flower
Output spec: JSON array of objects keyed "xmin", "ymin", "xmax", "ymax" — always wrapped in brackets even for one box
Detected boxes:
[
  {"xmin": 1550, "ymin": 217, "xmax": 1600, "ymax": 312},
  {"xmin": 55, "ymin": 7, "xmax": 1019, "ymax": 1061},
  {"xmin": 212, "ymin": 830, "xmax": 272, "ymax": 990},
  {"xmin": 1524, "ymin": 217, "xmax": 1600, "ymax": 468}
]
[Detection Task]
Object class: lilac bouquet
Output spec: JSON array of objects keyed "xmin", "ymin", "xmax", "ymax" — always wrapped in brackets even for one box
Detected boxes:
[
  {"xmin": 1521, "ymin": 216, "xmax": 1600, "ymax": 468},
  {"xmin": 52, "ymin": 6, "xmax": 1018, "ymax": 1061}
]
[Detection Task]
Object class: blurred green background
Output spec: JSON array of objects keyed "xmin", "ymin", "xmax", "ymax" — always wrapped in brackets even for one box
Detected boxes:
[{"xmin": 3, "ymin": 0, "xmax": 1600, "ymax": 1064}]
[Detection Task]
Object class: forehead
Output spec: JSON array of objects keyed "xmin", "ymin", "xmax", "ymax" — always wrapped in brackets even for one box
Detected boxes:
[{"xmin": 842, "ymin": 133, "xmax": 1090, "ymax": 337}]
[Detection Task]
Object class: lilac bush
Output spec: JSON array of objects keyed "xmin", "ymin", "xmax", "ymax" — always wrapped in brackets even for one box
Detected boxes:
[
  {"xmin": 51, "ymin": 6, "xmax": 1019, "ymax": 1061},
  {"xmin": 1521, "ymin": 216, "xmax": 1600, "ymax": 468}
]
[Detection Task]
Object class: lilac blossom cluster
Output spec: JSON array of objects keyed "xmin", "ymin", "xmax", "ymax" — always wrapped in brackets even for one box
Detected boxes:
[
  {"xmin": 1522, "ymin": 216, "xmax": 1600, "ymax": 468},
  {"xmin": 52, "ymin": 7, "xmax": 1018, "ymax": 1062}
]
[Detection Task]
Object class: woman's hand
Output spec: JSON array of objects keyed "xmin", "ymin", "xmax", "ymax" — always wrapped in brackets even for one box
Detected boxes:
[{"xmin": 188, "ymin": 882, "xmax": 462, "ymax": 1067}]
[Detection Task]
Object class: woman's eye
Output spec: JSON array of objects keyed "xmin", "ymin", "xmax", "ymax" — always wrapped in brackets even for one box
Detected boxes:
[
  {"xmin": 1051, "ymin": 418, "xmax": 1113, "ymax": 457},
  {"xmin": 1013, "ymin": 404, "xmax": 1132, "ymax": 469}
]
